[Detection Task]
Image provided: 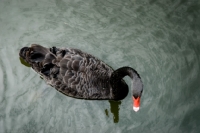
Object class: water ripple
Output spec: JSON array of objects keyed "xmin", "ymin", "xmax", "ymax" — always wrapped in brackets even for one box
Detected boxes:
[{"xmin": 0, "ymin": 0, "xmax": 200, "ymax": 132}]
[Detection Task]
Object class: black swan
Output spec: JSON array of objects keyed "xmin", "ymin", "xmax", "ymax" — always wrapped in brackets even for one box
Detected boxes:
[{"xmin": 19, "ymin": 44, "xmax": 143, "ymax": 112}]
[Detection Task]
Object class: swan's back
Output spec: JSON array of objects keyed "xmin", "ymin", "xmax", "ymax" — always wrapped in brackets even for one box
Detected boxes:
[
  {"xmin": 52, "ymin": 47, "xmax": 114, "ymax": 99},
  {"xmin": 20, "ymin": 44, "xmax": 115, "ymax": 99}
]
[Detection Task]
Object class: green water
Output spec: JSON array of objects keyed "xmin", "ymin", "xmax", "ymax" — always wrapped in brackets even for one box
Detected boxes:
[{"xmin": 0, "ymin": 0, "xmax": 200, "ymax": 132}]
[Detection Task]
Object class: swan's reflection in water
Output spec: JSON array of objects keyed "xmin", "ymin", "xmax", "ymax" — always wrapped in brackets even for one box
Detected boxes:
[{"xmin": 105, "ymin": 100, "xmax": 121, "ymax": 123}]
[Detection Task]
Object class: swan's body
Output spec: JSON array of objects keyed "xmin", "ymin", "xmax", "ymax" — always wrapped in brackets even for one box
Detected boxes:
[{"xmin": 19, "ymin": 44, "xmax": 143, "ymax": 111}]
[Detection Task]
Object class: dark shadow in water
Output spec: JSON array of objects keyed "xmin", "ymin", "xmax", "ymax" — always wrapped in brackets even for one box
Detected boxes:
[
  {"xmin": 105, "ymin": 100, "xmax": 121, "ymax": 123},
  {"xmin": 19, "ymin": 57, "xmax": 31, "ymax": 67}
]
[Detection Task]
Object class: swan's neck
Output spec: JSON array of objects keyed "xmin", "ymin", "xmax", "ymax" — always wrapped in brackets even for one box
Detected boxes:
[
  {"xmin": 110, "ymin": 67, "xmax": 143, "ymax": 100},
  {"xmin": 111, "ymin": 67, "xmax": 141, "ymax": 80}
]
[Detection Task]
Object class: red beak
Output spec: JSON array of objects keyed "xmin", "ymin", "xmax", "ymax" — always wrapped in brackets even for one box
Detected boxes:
[{"xmin": 132, "ymin": 96, "xmax": 140, "ymax": 112}]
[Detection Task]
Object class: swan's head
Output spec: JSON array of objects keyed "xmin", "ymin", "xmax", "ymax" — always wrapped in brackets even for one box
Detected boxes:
[
  {"xmin": 110, "ymin": 67, "xmax": 143, "ymax": 112},
  {"xmin": 19, "ymin": 44, "xmax": 56, "ymax": 75},
  {"xmin": 132, "ymin": 76, "xmax": 143, "ymax": 112}
]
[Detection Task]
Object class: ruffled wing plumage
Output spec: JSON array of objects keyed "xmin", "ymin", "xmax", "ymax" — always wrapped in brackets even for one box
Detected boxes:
[{"xmin": 40, "ymin": 47, "xmax": 113, "ymax": 99}]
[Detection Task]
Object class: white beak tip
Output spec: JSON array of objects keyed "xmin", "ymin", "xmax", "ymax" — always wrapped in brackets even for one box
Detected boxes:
[{"xmin": 133, "ymin": 107, "xmax": 140, "ymax": 112}]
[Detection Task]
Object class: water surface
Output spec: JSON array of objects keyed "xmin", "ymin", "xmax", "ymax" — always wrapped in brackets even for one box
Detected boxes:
[{"xmin": 0, "ymin": 0, "xmax": 200, "ymax": 133}]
